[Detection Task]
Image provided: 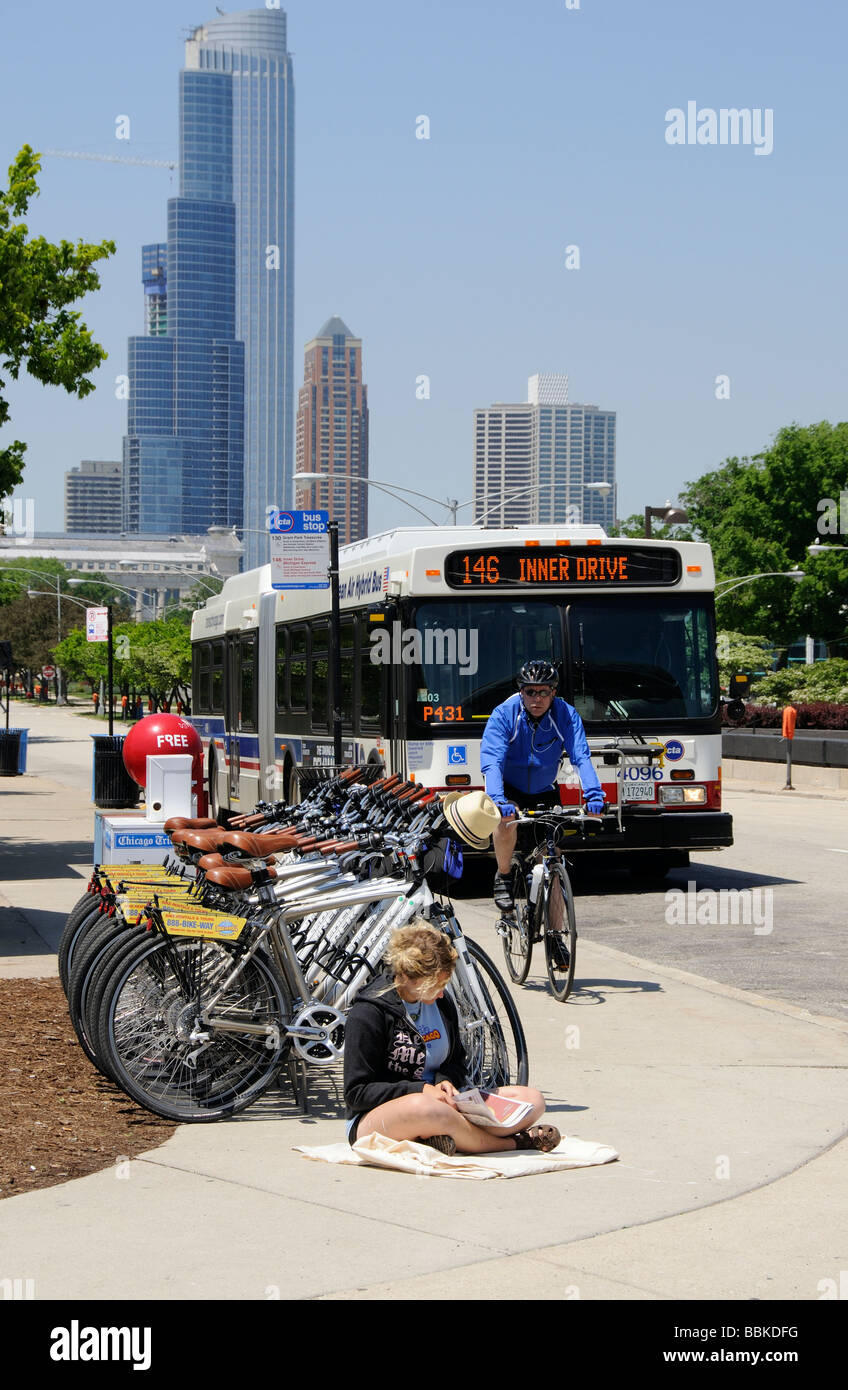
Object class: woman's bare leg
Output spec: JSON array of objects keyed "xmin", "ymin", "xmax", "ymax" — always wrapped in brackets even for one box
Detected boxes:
[{"xmin": 355, "ymin": 1087, "xmax": 554, "ymax": 1154}]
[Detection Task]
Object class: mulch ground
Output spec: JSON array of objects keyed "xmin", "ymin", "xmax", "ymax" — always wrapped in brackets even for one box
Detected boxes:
[{"xmin": 0, "ymin": 977, "xmax": 175, "ymax": 1200}]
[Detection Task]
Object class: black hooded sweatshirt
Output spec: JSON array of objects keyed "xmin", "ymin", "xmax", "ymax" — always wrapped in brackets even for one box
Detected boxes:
[{"xmin": 343, "ymin": 972, "xmax": 470, "ymax": 1122}]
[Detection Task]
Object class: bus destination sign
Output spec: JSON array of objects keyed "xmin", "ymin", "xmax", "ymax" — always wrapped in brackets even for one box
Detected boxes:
[{"xmin": 445, "ymin": 546, "xmax": 681, "ymax": 589}]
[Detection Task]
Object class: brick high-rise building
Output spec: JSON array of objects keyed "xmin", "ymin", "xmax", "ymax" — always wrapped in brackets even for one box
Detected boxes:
[{"xmin": 295, "ymin": 317, "xmax": 369, "ymax": 544}]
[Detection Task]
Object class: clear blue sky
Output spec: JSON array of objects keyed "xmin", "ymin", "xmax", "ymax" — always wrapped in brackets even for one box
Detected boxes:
[{"xmin": 1, "ymin": 0, "xmax": 845, "ymax": 535}]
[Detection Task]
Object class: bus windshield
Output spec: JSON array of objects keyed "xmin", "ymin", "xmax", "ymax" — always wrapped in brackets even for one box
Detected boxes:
[
  {"xmin": 406, "ymin": 599, "xmax": 563, "ymax": 728},
  {"xmin": 405, "ymin": 594, "xmax": 717, "ymax": 728},
  {"xmin": 566, "ymin": 595, "xmax": 718, "ymax": 722}
]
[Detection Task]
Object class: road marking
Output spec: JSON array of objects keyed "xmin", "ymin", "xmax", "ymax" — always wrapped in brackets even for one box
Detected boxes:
[{"xmin": 826, "ymin": 848, "xmax": 848, "ymax": 854}]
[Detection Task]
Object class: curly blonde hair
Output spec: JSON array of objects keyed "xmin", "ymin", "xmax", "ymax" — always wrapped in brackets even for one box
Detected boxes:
[{"xmin": 384, "ymin": 922, "xmax": 458, "ymax": 1001}]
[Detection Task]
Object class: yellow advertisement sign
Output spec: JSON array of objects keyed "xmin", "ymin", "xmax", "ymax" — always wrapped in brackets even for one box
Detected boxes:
[
  {"xmin": 160, "ymin": 907, "xmax": 248, "ymax": 942},
  {"xmin": 97, "ymin": 863, "xmax": 191, "ymax": 883}
]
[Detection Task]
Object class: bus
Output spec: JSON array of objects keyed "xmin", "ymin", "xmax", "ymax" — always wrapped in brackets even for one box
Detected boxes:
[{"xmin": 189, "ymin": 524, "xmax": 733, "ymax": 870}]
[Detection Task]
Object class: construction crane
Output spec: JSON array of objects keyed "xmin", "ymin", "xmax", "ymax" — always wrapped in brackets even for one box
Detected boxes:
[{"xmin": 43, "ymin": 149, "xmax": 177, "ymax": 171}]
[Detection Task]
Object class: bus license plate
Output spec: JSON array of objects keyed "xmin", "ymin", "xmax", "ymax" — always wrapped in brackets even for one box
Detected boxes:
[{"xmin": 621, "ymin": 783, "xmax": 656, "ymax": 801}]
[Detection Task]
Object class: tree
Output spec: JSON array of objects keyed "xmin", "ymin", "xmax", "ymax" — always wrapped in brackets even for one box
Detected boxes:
[
  {"xmin": 0, "ymin": 590, "xmax": 84, "ymax": 673},
  {"xmin": 715, "ymin": 631, "xmax": 774, "ymax": 689},
  {"xmin": 607, "ymin": 513, "xmax": 694, "ymax": 541},
  {"xmin": 0, "ymin": 146, "xmax": 115, "ymax": 500},
  {"xmin": 681, "ymin": 423, "xmax": 848, "ymax": 657}
]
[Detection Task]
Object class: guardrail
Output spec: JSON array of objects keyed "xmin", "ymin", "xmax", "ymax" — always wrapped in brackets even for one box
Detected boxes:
[{"xmin": 723, "ymin": 728, "xmax": 848, "ymax": 769}]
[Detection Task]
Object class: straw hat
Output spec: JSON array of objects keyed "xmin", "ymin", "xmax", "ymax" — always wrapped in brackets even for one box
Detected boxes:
[{"xmin": 440, "ymin": 790, "xmax": 501, "ymax": 849}]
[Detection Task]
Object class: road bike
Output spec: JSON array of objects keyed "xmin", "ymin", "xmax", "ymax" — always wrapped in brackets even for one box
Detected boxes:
[{"xmin": 497, "ymin": 807, "xmax": 611, "ymax": 1003}]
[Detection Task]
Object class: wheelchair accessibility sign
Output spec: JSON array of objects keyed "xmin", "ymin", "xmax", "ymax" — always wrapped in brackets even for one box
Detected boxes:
[{"xmin": 447, "ymin": 746, "xmax": 467, "ymax": 765}]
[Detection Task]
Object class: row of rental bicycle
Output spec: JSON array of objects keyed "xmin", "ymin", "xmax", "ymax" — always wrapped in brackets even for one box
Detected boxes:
[
  {"xmin": 60, "ymin": 767, "xmax": 608, "ymax": 1123},
  {"xmin": 59, "ymin": 768, "xmax": 546, "ymax": 1123}
]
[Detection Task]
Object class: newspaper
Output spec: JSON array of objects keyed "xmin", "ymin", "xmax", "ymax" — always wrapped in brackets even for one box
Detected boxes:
[{"xmin": 453, "ymin": 1087, "xmax": 534, "ymax": 1130}]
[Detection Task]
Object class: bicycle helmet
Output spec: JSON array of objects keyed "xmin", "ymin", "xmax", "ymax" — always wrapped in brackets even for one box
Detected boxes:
[{"xmin": 517, "ymin": 659, "xmax": 559, "ymax": 689}]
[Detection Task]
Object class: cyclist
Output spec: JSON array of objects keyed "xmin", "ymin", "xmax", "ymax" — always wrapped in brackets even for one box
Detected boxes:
[{"xmin": 481, "ymin": 659, "xmax": 605, "ymax": 910}]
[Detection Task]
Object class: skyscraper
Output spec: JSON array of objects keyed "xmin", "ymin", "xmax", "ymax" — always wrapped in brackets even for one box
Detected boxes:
[
  {"xmin": 294, "ymin": 318, "xmax": 369, "ymax": 545},
  {"xmin": 473, "ymin": 375, "xmax": 616, "ymax": 528},
  {"xmin": 123, "ymin": 8, "xmax": 294, "ymax": 567},
  {"xmin": 65, "ymin": 460, "xmax": 123, "ymax": 534}
]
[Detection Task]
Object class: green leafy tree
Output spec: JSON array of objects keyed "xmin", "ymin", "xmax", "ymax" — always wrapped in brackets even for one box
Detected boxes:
[
  {"xmin": 681, "ymin": 423, "xmax": 848, "ymax": 656},
  {"xmin": 0, "ymin": 145, "xmax": 115, "ymax": 500},
  {"xmin": 715, "ymin": 631, "xmax": 774, "ymax": 689},
  {"xmin": 751, "ymin": 659, "xmax": 848, "ymax": 705}
]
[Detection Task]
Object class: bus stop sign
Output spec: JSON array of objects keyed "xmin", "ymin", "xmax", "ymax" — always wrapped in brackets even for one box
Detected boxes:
[{"xmin": 269, "ymin": 510, "xmax": 330, "ymax": 589}]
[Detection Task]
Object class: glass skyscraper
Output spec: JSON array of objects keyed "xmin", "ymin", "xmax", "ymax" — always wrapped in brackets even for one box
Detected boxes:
[{"xmin": 123, "ymin": 9, "xmax": 294, "ymax": 566}]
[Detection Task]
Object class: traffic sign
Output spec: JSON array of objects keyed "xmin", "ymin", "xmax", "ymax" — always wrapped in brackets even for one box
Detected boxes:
[
  {"xmin": 42, "ymin": 664, "xmax": 56, "ymax": 679},
  {"xmin": 86, "ymin": 606, "xmax": 109, "ymax": 643},
  {"xmin": 269, "ymin": 510, "xmax": 330, "ymax": 590}
]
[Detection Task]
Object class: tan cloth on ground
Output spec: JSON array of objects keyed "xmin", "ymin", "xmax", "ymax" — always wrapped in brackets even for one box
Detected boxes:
[{"xmin": 294, "ymin": 1131, "xmax": 619, "ymax": 1180}]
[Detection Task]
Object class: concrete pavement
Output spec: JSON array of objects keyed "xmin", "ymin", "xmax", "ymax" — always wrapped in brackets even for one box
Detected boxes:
[{"xmin": 1, "ymin": 701, "xmax": 846, "ymax": 1301}]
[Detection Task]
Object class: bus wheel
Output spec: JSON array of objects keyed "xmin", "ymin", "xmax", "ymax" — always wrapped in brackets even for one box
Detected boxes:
[{"xmin": 285, "ymin": 759, "xmax": 301, "ymax": 807}]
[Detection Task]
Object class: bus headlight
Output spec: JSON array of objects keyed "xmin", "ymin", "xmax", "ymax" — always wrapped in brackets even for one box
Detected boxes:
[{"xmin": 660, "ymin": 785, "xmax": 707, "ymax": 805}]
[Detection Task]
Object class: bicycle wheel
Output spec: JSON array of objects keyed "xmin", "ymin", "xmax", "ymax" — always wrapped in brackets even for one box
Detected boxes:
[
  {"xmin": 67, "ymin": 915, "xmax": 139, "ymax": 1069},
  {"xmin": 59, "ymin": 898, "xmax": 106, "ymax": 995},
  {"xmin": 542, "ymin": 863, "xmax": 577, "ymax": 1003},
  {"xmin": 96, "ymin": 935, "xmax": 292, "ymax": 1123},
  {"xmin": 450, "ymin": 937, "xmax": 529, "ymax": 1088},
  {"xmin": 499, "ymin": 856, "xmax": 533, "ymax": 986}
]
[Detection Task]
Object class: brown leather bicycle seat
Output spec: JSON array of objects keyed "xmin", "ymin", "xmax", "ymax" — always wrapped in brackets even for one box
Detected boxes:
[
  {"xmin": 203, "ymin": 864, "xmax": 278, "ymax": 890},
  {"xmin": 170, "ymin": 828, "xmax": 231, "ymax": 852},
  {"xmin": 214, "ymin": 828, "xmax": 302, "ymax": 857},
  {"xmin": 197, "ymin": 851, "xmax": 276, "ymax": 871},
  {"xmin": 163, "ymin": 816, "xmax": 218, "ymax": 833}
]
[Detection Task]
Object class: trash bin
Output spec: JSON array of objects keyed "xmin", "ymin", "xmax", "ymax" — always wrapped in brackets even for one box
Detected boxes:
[
  {"xmin": 0, "ymin": 729, "xmax": 22, "ymax": 777},
  {"xmin": 13, "ymin": 727, "xmax": 28, "ymax": 772},
  {"xmin": 91, "ymin": 735, "xmax": 140, "ymax": 809}
]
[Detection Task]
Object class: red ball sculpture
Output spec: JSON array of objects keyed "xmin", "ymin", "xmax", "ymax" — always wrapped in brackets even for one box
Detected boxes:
[{"xmin": 122, "ymin": 714, "xmax": 205, "ymax": 812}]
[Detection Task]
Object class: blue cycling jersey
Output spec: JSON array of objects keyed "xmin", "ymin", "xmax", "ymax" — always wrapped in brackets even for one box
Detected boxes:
[{"xmin": 480, "ymin": 694, "xmax": 602, "ymax": 804}]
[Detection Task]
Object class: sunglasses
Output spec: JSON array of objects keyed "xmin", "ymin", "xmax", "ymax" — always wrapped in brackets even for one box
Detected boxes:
[{"xmin": 521, "ymin": 687, "xmax": 554, "ymax": 698}]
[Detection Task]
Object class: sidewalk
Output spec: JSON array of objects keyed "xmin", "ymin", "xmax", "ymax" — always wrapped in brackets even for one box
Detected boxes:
[{"xmin": 1, "ymin": 705, "xmax": 846, "ymax": 1300}]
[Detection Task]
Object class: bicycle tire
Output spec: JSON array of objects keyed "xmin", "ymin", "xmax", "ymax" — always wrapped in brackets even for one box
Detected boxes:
[
  {"xmin": 80, "ymin": 926, "xmax": 150, "ymax": 1078},
  {"xmin": 499, "ymin": 855, "xmax": 533, "ymax": 986},
  {"xmin": 67, "ymin": 915, "xmax": 138, "ymax": 1069},
  {"xmin": 542, "ymin": 863, "xmax": 577, "ymax": 1003},
  {"xmin": 96, "ymin": 934, "xmax": 292, "ymax": 1122},
  {"xmin": 450, "ymin": 937, "xmax": 529, "ymax": 1088},
  {"xmin": 59, "ymin": 898, "xmax": 106, "ymax": 994}
]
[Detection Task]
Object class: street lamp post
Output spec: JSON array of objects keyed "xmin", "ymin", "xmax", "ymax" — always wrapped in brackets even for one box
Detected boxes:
[
  {"xmin": 644, "ymin": 502, "xmax": 689, "ymax": 537},
  {"xmin": 715, "ymin": 569, "xmax": 805, "ymax": 598},
  {"xmin": 294, "ymin": 473, "xmax": 614, "ymax": 529}
]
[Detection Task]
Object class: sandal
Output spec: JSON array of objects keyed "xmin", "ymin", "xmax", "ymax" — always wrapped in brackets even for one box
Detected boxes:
[
  {"xmin": 512, "ymin": 1124, "xmax": 561, "ymax": 1153},
  {"xmin": 416, "ymin": 1134, "xmax": 457, "ymax": 1157}
]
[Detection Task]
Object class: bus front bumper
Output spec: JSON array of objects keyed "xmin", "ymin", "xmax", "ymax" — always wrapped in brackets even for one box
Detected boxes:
[{"xmin": 573, "ymin": 809, "xmax": 734, "ymax": 853}]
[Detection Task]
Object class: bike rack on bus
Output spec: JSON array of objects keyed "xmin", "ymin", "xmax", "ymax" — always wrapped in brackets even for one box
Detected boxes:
[{"xmin": 592, "ymin": 741, "xmax": 665, "ymax": 833}]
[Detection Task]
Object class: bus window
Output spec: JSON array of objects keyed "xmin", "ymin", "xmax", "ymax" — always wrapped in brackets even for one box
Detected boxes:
[
  {"xmin": 193, "ymin": 642, "xmax": 211, "ymax": 713},
  {"xmin": 238, "ymin": 633, "xmax": 257, "ymax": 732},
  {"xmin": 340, "ymin": 617, "xmax": 355, "ymax": 730},
  {"xmin": 311, "ymin": 622, "xmax": 329, "ymax": 730},
  {"xmin": 566, "ymin": 597, "xmax": 717, "ymax": 722},
  {"xmin": 359, "ymin": 613, "xmax": 382, "ymax": 726},
  {"xmin": 210, "ymin": 640, "xmax": 225, "ymax": 712},
  {"xmin": 275, "ymin": 626, "xmax": 288, "ymax": 710},
  {"xmin": 405, "ymin": 599, "xmax": 562, "ymax": 726},
  {"xmin": 290, "ymin": 627, "xmax": 308, "ymax": 710}
]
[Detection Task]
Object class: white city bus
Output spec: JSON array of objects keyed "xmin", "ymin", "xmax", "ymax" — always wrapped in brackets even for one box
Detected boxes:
[{"xmin": 189, "ymin": 525, "xmax": 733, "ymax": 868}]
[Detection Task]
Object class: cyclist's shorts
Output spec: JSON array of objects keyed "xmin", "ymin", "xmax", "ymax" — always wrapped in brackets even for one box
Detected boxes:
[
  {"xmin": 503, "ymin": 781, "xmax": 560, "ymax": 811},
  {"xmin": 346, "ymin": 1114, "xmax": 361, "ymax": 1146}
]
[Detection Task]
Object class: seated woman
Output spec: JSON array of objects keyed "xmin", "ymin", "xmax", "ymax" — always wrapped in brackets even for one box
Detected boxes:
[{"xmin": 343, "ymin": 922, "xmax": 560, "ymax": 1156}]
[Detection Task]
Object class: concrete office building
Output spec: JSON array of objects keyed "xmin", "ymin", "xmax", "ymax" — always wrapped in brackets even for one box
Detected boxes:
[
  {"xmin": 123, "ymin": 8, "xmax": 295, "ymax": 569},
  {"xmin": 473, "ymin": 375, "xmax": 616, "ymax": 528},
  {"xmin": 64, "ymin": 461, "xmax": 123, "ymax": 534},
  {"xmin": 294, "ymin": 317, "xmax": 369, "ymax": 545}
]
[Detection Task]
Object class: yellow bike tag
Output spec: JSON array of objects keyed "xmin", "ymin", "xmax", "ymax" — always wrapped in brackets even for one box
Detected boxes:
[{"xmin": 160, "ymin": 907, "xmax": 248, "ymax": 941}]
